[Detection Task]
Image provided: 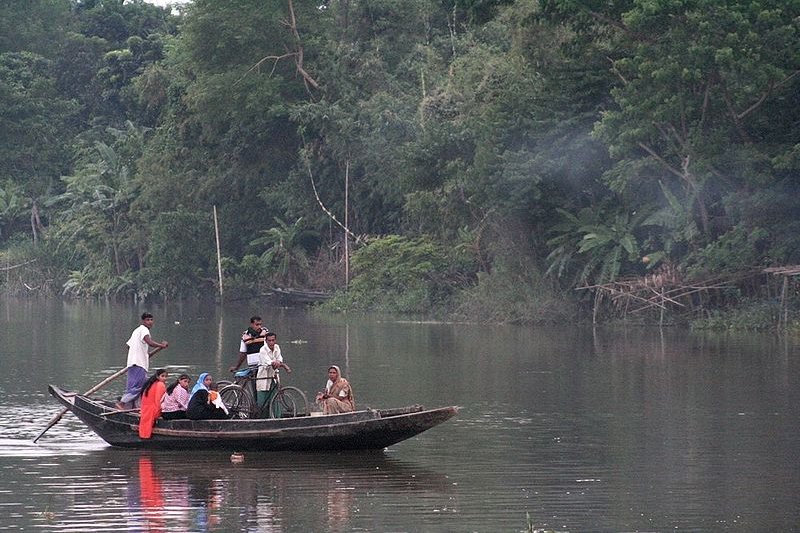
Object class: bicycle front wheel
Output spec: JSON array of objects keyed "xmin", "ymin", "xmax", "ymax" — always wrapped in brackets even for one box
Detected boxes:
[
  {"xmin": 219, "ymin": 384, "xmax": 255, "ymax": 419},
  {"xmin": 268, "ymin": 386, "xmax": 309, "ymax": 418}
]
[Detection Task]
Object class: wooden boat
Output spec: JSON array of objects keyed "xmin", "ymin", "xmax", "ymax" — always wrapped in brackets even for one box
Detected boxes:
[{"xmin": 48, "ymin": 385, "xmax": 459, "ymax": 451}]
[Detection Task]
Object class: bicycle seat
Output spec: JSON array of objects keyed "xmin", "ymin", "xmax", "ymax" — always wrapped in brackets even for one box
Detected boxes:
[{"xmin": 235, "ymin": 367, "xmax": 254, "ymax": 378}]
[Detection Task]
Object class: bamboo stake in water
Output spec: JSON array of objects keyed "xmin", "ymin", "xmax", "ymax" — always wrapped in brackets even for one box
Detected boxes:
[{"xmin": 213, "ymin": 204, "xmax": 224, "ymax": 303}]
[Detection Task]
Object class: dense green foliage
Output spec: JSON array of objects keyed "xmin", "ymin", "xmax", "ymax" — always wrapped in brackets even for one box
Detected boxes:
[
  {"xmin": 1, "ymin": 0, "xmax": 798, "ymax": 325},
  {"xmin": 326, "ymin": 234, "xmax": 475, "ymax": 315}
]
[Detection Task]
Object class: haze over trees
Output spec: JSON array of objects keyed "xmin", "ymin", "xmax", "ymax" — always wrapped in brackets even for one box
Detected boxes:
[{"xmin": 1, "ymin": 0, "xmax": 798, "ymax": 326}]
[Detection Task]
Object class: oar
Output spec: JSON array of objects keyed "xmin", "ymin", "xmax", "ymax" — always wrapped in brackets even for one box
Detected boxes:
[{"xmin": 33, "ymin": 346, "xmax": 165, "ymax": 443}]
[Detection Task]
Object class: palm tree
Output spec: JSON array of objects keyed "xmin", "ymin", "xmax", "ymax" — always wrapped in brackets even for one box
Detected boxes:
[{"xmin": 249, "ymin": 217, "xmax": 317, "ymax": 286}]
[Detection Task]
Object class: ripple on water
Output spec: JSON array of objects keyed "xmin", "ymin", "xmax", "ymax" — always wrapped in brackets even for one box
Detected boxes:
[{"xmin": 0, "ymin": 400, "xmax": 107, "ymax": 458}]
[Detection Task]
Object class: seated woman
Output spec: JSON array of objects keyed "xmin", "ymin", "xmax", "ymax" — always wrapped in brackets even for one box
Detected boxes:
[
  {"xmin": 139, "ymin": 368, "xmax": 168, "ymax": 438},
  {"xmin": 315, "ymin": 365, "xmax": 355, "ymax": 415},
  {"xmin": 189, "ymin": 372, "xmax": 212, "ymax": 399},
  {"xmin": 161, "ymin": 373, "xmax": 191, "ymax": 420},
  {"xmin": 186, "ymin": 373, "xmax": 229, "ymax": 420}
]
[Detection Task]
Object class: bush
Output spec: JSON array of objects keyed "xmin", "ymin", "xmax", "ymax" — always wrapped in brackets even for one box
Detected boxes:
[
  {"xmin": 691, "ymin": 299, "xmax": 783, "ymax": 331},
  {"xmin": 323, "ymin": 235, "xmax": 474, "ymax": 315},
  {"xmin": 453, "ymin": 252, "xmax": 574, "ymax": 324}
]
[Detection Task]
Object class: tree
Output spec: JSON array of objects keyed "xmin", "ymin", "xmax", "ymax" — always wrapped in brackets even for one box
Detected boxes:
[
  {"xmin": 249, "ymin": 217, "xmax": 318, "ymax": 286},
  {"xmin": 134, "ymin": 0, "xmax": 321, "ymax": 260},
  {"xmin": 0, "ymin": 51, "xmax": 79, "ymax": 240},
  {"xmin": 141, "ymin": 208, "xmax": 214, "ymax": 299},
  {"xmin": 46, "ymin": 124, "xmax": 148, "ymax": 295},
  {"xmin": 545, "ymin": 0, "xmax": 800, "ymax": 252},
  {"xmin": 0, "ymin": 0, "xmax": 72, "ymax": 56}
]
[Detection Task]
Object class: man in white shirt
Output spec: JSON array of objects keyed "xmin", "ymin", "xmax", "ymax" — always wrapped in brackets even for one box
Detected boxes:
[
  {"xmin": 119, "ymin": 312, "xmax": 169, "ymax": 408},
  {"xmin": 256, "ymin": 332, "xmax": 291, "ymax": 411}
]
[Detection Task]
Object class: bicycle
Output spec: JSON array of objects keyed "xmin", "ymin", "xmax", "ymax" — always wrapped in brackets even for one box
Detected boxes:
[{"xmin": 218, "ymin": 366, "xmax": 308, "ymax": 419}]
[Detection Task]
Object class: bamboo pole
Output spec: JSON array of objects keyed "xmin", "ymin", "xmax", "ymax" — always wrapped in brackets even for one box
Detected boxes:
[
  {"xmin": 345, "ymin": 159, "xmax": 350, "ymax": 287},
  {"xmin": 780, "ymin": 275, "xmax": 788, "ymax": 330},
  {"xmin": 213, "ymin": 205, "xmax": 224, "ymax": 303}
]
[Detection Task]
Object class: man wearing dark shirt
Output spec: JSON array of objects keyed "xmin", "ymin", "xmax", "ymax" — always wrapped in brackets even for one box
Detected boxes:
[{"xmin": 228, "ymin": 315, "xmax": 268, "ymax": 372}]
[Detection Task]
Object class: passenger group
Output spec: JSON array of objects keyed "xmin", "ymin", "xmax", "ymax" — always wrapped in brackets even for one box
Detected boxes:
[{"xmin": 124, "ymin": 313, "xmax": 356, "ymax": 439}]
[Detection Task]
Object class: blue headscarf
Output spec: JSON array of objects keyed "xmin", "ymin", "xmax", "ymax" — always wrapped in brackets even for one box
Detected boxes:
[{"xmin": 190, "ymin": 372, "xmax": 210, "ymax": 399}]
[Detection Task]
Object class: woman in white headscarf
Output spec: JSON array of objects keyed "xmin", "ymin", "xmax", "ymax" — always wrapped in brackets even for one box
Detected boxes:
[{"xmin": 315, "ymin": 365, "xmax": 355, "ymax": 414}]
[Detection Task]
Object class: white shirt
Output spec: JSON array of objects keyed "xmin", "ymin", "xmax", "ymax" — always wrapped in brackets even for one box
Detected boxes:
[
  {"xmin": 325, "ymin": 379, "xmax": 349, "ymax": 398},
  {"xmin": 126, "ymin": 324, "xmax": 151, "ymax": 370},
  {"xmin": 256, "ymin": 343, "xmax": 282, "ymax": 391}
]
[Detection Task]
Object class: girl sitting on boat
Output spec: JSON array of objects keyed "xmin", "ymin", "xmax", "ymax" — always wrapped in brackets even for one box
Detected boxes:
[
  {"xmin": 161, "ymin": 373, "xmax": 191, "ymax": 420},
  {"xmin": 139, "ymin": 369, "xmax": 168, "ymax": 438}
]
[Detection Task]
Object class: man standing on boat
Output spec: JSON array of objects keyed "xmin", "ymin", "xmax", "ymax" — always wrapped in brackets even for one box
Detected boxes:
[
  {"xmin": 228, "ymin": 315, "xmax": 269, "ymax": 372},
  {"xmin": 119, "ymin": 313, "xmax": 169, "ymax": 409},
  {"xmin": 257, "ymin": 332, "xmax": 291, "ymax": 410}
]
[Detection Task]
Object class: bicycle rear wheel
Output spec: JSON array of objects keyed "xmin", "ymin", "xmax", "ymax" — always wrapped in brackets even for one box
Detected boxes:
[
  {"xmin": 219, "ymin": 384, "xmax": 255, "ymax": 419},
  {"xmin": 268, "ymin": 386, "xmax": 309, "ymax": 418}
]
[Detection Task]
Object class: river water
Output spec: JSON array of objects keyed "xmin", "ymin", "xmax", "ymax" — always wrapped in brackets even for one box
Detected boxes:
[{"xmin": 1, "ymin": 298, "xmax": 798, "ymax": 531}]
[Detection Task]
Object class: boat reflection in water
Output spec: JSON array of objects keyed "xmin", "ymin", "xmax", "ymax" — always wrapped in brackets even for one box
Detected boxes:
[{"xmin": 112, "ymin": 450, "xmax": 452, "ymax": 532}]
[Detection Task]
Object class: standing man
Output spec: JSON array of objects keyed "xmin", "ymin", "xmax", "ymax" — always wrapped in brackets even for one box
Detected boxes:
[
  {"xmin": 228, "ymin": 315, "xmax": 269, "ymax": 372},
  {"xmin": 256, "ymin": 332, "xmax": 292, "ymax": 410},
  {"xmin": 119, "ymin": 313, "xmax": 168, "ymax": 409}
]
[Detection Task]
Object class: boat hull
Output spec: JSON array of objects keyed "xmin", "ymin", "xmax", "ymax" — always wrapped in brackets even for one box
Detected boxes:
[{"xmin": 48, "ymin": 385, "xmax": 458, "ymax": 451}]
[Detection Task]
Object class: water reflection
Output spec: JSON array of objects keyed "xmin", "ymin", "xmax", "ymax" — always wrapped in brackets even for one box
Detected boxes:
[
  {"xmin": 135, "ymin": 457, "xmax": 168, "ymax": 532},
  {"xmin": 29, "ymin": 449, "xmax": 452, "ymax": 532}
]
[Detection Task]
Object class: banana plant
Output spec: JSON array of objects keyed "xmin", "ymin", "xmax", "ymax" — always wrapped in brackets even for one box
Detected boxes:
[
  {"xmin": 547, "ymin": 205, "xmax": 653, "ymax": 285},
  {"xmin": 639, "ymin": 181, "xmax": 700, "ymax": 266},
  {"xmin": 0, "ymin": 184, "xmax": 26, "ymax": 238}
]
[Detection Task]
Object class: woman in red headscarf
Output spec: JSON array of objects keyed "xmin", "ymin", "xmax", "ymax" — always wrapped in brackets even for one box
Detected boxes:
[{"xmin": 139, "ymin": 369, "xmax": 168, "ymax": 438}]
